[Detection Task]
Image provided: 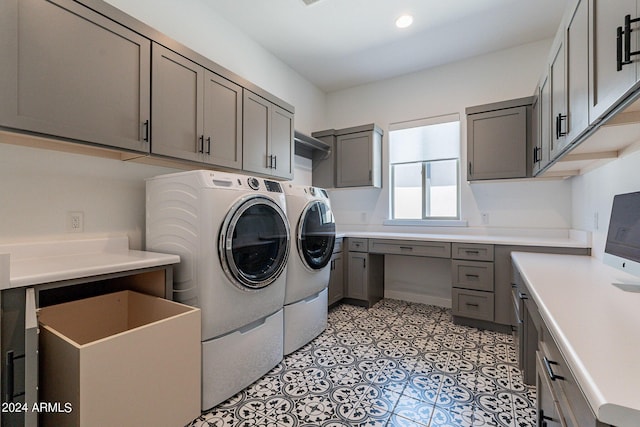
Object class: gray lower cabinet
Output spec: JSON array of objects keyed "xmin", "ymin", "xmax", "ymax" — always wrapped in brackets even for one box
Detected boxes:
[
  {"xmin": 345, "ymin": 239, "xmax": 384, "ymax": 308},
  {"xmin": 514, "ymin": 262, "xmax": 610, "ymax": 427},
  {"xmin": 328, "ymin": 238, "xmax": 344, "ymax": 306},
  {"xmin": 451, "ymin": 243, "xmax": 495, "ymax": 324},
  {"xmin": 151, "ymin": 43, "xmax": 242, "ymax": 169},
  {"xmin": 0, "ymin": 0, "xmax": 151, "ymax": 153},
  {"xmin": 466, "ymin": 97, "xmax": 532, "ymax": 180},
  {"xmin": 243, "ymin": 90, "xmax": 294, "ymax": 179}
]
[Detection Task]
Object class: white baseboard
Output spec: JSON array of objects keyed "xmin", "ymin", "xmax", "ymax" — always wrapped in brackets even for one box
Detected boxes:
[{"xmin": 384, "ymin": 290, "xmax": 451, "ymax": 308}]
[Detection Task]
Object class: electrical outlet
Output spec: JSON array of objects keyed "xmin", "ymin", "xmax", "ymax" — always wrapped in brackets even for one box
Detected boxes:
[
  {"xmin": 67, "ymin": 211, "xmax": 84, "ymax": 233},
  {"xmin": 481, "ymin": 212, "xmax": 489, "ymax": 225}
]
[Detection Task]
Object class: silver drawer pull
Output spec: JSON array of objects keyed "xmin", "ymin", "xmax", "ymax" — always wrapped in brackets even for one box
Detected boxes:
[
  {"xmin": 465, "ymin": 274, "xmax": 480, "ymax": 279},
  {"xmin": 465, "ymin": 302, "xmax": 479, "ymax": 308},
  {"xmin": 542, "ymin": 356, "xmax": 565, "ymax": 381},
  {"xmin": 465, "ymin": 250, "xmax": 480, "ymax": 254}
]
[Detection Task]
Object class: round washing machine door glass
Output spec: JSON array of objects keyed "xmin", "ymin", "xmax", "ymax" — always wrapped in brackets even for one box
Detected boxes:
[
  {"xmin": 219, "ymin": 195, "xmax": 290, "ymax": 290},
  {"xmin": 297, "ymin": 200, "xmax": 336, "ymax": 270}
]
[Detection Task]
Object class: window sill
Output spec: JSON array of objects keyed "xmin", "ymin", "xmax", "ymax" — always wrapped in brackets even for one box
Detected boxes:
[{"xmin": 383, "ymin": 219, "xmax": 468, "ymax": 227}]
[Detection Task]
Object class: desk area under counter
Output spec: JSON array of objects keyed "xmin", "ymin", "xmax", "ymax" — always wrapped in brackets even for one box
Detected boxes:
[
  {"xmin": 329, "ymin": 231, "xmax": 590, "ymax": 332},
  {"xmin": 512, "ymin": 252, "xmax": 640, "ymax": 427}
]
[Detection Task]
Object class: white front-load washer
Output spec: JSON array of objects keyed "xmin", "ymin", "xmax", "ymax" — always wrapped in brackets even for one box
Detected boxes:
[
  {"xmin": 282, "ymin": 184, "xmax": 336, "ymax": 355},
  {"xmin": 146, "ymin": 170, "xmax": 290, "ymax": 410}
]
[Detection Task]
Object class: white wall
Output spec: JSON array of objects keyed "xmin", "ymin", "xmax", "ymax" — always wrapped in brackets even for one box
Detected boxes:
[
  {"xmin": 325, "ymin": 39, "xmax": 573, "ymax": 233},
  {"xmin": 572, "ymin": 147, "xmax": 640, "ymax": 259},
  {"xmin": 0, "ymin": 0, "xmax": 323, "ymax": 248}
]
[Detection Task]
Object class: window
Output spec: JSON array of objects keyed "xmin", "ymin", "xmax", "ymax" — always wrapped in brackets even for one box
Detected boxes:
[{"xmin": 389, "ymin": 114, "xmax": 460, "ymax": 221}]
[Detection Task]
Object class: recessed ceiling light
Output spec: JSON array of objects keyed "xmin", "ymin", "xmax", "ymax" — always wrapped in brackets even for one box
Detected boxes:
[{"xmin": 395, "ymin": 14, "xmax": 413, "ymax": 29}]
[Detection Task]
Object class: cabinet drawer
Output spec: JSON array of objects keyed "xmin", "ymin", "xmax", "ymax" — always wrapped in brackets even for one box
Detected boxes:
[
  {"xmin": 452, "ymin": 260, "xmax": 494, "ymax": 291},
  {"xmin": 452, "ymin": 243, "xmax": 494, "ymax": 261},
  {"xmin": 348, "ymin": 238, "xmax": 368, "ymax": 252},
  {"xmin": 452, "ymin": 289, "xmax": 494, "ymax": 321},
  {"xmin": 333, "ymin": 237, "xmax": 343, "ymax": 254},
  {"xmin": 368, "ymin": 239, "xmax": 451, "ymax": 258},
  {"xmin": 539, "ymin": 324, "xmax": 599, "ymax": 427}
]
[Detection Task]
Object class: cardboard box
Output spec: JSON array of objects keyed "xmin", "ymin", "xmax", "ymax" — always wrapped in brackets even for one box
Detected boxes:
[{"xmin": 38, "ymin": 290, "xmax": 200, "ymax": 427}]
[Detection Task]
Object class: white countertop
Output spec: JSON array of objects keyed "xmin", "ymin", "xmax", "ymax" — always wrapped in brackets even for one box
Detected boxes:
[
  {"xmin": 0, "ymin": 236, "xmax": 180, "ymax": 290},
  {"xmin": 511, "ymin": 252, "xmax": 640, "ymax": 427},
  {"xmin": 337, "ymin": 230, "xmax": 591, "ymax": 248}
]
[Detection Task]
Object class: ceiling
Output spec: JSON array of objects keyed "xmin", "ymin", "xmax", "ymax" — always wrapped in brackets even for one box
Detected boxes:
[{"xmin": 204, "ymin": 0, "xmax": 568, "ymax": 93}]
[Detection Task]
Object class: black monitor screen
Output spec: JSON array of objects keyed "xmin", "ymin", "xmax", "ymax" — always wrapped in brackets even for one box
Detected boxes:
[{"xmin": 605, "ymin": 191, "xmax": 640, "ymax": 263}]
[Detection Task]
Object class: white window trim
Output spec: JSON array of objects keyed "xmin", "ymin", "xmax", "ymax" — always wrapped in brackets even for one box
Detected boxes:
[{"xmin": 383, "ymin": 219, "xmax": 468, "ymax": 227}]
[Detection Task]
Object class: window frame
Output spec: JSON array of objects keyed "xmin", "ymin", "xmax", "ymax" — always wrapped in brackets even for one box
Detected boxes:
[{"xmin": 386, "ymin": 114, "xmax": 465, "ymax": 226}]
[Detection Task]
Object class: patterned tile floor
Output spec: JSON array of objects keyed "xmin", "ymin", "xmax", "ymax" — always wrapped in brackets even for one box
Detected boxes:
[{"xmin": 188, "ymin": 299, "xmax": 536, "ymax": 427}]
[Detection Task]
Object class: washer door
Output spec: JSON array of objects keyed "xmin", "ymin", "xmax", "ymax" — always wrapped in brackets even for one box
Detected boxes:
[
  {"xmin": 297, "ymin": 200, "xmax": 336, "ymax": 270},
  {"xmin": 219, "ymin": 195, "xmax": 290, "ymax": 290}
]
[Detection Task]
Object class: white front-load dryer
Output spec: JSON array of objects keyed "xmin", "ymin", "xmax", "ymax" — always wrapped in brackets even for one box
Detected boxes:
[
  {"xmin": 282, "ymin": 184, "xmax": 336, "ymax": 355},
  {"xmin": 146, "ymin": 170, "xmax": 290, "ymax": 410}
]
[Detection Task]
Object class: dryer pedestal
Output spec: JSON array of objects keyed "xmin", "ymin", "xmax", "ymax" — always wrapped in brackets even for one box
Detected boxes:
[
  {"xmin": 283, "ymin": 288, "xmax": 328, "ymax": 355},
  {"xmin": 202, "ymin": 309, "xmax": 284, "ymax": 410}
]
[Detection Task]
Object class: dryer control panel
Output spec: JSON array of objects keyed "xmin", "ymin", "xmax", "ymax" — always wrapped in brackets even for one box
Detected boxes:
[{"xmin": 264, "ymin": 180, "xmax": 283, "ymax": 193}]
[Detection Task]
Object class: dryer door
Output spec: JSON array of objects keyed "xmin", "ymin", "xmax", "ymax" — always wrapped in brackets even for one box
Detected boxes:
[
  {"xmin": 219, "ymin": 195, "xmax": 290, "ymax": 290},
  {"xmin": 297, "ymin": 200, "xmax": 336, "ymax": 271}
]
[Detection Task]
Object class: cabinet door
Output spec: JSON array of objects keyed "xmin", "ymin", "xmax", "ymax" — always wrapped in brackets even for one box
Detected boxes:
[
  {"xmin": 531, "ymin": 90, "xmax": 541, "ymax": 175},
  {"xmin": 538, "ymin": 73, "xmax": 552, "ymax": 174},
  {"xmin": 566, "ymin": 0, "xmax": 590, "ymax": 142},
  {"xmin": 536, "ymin": 351, "xmax": 565, "ymax": 427},
  {"xmin": 270, "ymin": 105, "xmax": 294, "ymax": 179},
  {"xmin": 550, "ymin": 39, "xmax": 568, "ymax": 159},
  {"xmin": 203, "ymin": 70, "xmax": 242, "ymax": 169},
  {"xmin": 336, "ymin": 132, "xmax": 374, "ymax": 187},
  {"xmin": 589, "ymin": 0, "xmax": 638, "ymax": 122},
  {"xmin": 467, "ymin": 107, "xmax": 527, "ymax": 180},
  {"xmin": 0, "ymin": 0, "xmax": 151, "ymax": 153},
  {"xmin": 151, "ymin": 44, "xmax": 203, "ymax": 162},
  {"xmin": 242, "ymin": 91, "xmax": 271, "ymax": 175},
  {"xmin": 328, "ymin": 253, "xmax": 344, "ymax": 305},
  {"xmin": 346, "ymin": 252, "xmax": 368, "ymax": 300}
]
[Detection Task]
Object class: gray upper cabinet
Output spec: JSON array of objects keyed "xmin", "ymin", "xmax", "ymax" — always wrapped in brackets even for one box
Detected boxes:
[
  {"xmin": 203, "ymin": 71, "xmax": 243, "ymax": 169},
  {"xmin": 589, "ymin": 0, "xmax": 639, "ymax": 123},
  {"xmin": 243, "ymin": 90, "xmax": 294, "ymax": 180},
  {"xmin": 0, "ymin": 0, "xmax": 151, "ymax": 153},
  {"xmin": 566, "ymin": 0, "xmax": 590, "ymax": 143},
  {"xmin": 466, "ymin": 98, "xmax": 532, "ymax": 181},
  {"xmin": 534, "ymin": 73, "xmax": 552, "ymax": 175},
  {"xmin": 335, "ymin": 125, "xmax": 383, "ymax": 188},
  {"xmin": 151, "ymin": 44, "xmax": 203, "ymax": 163},
  {"xmin": 549, "ymin": 37, "xmax": 568, "ymax": 159},
  {"xmin": 151, "ymin": 43, "xmax": 242, "ymax": 169}
]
